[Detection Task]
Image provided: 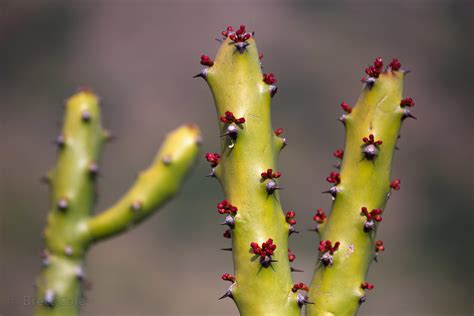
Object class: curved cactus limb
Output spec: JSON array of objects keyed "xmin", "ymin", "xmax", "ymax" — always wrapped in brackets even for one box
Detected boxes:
[
  {"xmin": 307, "ymin": 59, "xmax": 414, "ymax": 316},
  {"xmin": 35, "ymin": 90, "xmax": 201, "ymax": 316},
  {"xmin": 198, "ymin": 26, "xmax": 300, "ymax": 316}
]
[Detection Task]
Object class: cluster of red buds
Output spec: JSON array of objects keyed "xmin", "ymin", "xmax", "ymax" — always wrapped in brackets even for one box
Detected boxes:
[
  {"xmin": 333, "ymin": 149, "xmax": 344, "ymax": 159},
  {"xmin": 361, "ymin": 282, "xmax": 375, "ymax": 290},
  {"xmin": 221, "ymin": 26, "xmax": 234, "ymax": 38},
  {"xmin": 250, "ymin": 239, "xmax": 277, "ymax": 267},
  {"xmin": 228, "ymin": 25, "xmax": 251, "ymax": 42},
  {"xmin": 205, "ymin": 152, "xmax": 220, "ymax": 168},
  {"xmin": 259, "ymin": 53, "xmax": 263, "ymax": 60},
  {"xmin": 263, "ymin": 73, "xmax": 277, "ymax": 85},
  {"xmin": 400, "ymin": 97, "xmax": 415, "ymax": 108},
  {"xmin": 217, "ymin": 200, "xmax": 238, "ymax": 228},
  {"xmin": 220, "ymin": 111, "xmax": 246, "ymax": 124},
  {"xmin": 286, "ymin": 211, "xmax": 296, "ymax": 226},
  {"xmin": 200, "ymin": 55, "xmax": 214, "ymax": 67},
  {"xmin": 217, "ymin": 200, "xmax": 238, "ymax": 215},
  {"xmin": 286, "ymin": 211, "xmax": 298, "ymax": 234},
  {"xmin": 361, "ymin": 207, "xmax": 383, "ymax": 232},
  {"xmin": 313, "ymin": 208, "xmax": 327, "ymax": 224},
  {"xmin": 292, "ymin": 282, "xmax": 309, "ymax": 293},
  {"xmin": 221, "ymin": 273, "xmax": 236, "ymax": 283},
  {"xmin": 361, "ymin": 207, "xmax": 382, "ymax": 222},
  {"xmin": 363, "ymin": 134, "xmax": 383, "ymax": 146},
  {"xmin": 365, "ymin": 57, "xmax": 384, "ymax": 78},
  {"xmin": 390, "ymin": 179, "xmax": 401, "ymax": 190},
  {"xmin": 340, "ymin": 102, "xmax": 352, "ymax": 114},
  {"xmin": 362, "ymin": 134, "xmax": 383, "ymax": 160},
  {"xmin": 326, "ymin": 172, "xmax": 341, "ymax": 185},
  {"xmin": 261, "ymin": 168, "xmax": 281, "ymax": 180},
  {"xmin": 374, "ymin": 240, "xmax": 385, "ymax": 262},
  {"xmin": 388, "ymin": 58, "xmax": 401, "ymax": 71},
  {"xmin": 319, "ymin": 240, "xmax": 340, "ymax": 266},
  {"xmin": 375, "ymin": 240, "xmax": 385, "ymax": 252},
  {"xmin": 274, "ymin": 128, "xmax": 284, "ymax": 136},
  {"xmin": 318, "ymin": 240, "xmax": 340, "ymax": 254},
  {"xmin": 288, "ymin": 248, "xmax": 296, "ymax": 262}
]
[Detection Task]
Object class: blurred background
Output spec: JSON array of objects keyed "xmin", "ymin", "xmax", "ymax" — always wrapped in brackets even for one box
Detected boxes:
[{"xmin": 1, "ymin": 1, "xmax": 472, "ymax": 315}]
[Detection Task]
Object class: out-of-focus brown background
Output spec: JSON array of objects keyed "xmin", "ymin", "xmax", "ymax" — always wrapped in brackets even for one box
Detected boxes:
[{"xmin": 1, "ymin": 1, "xmax": 472, "ymax": 315}]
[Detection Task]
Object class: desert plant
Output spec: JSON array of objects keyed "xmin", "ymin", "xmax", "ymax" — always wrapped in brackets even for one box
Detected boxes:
[
  {"xmin": 35, "ymin": 89, "xmax": 201, "ymax": 316},
  {"xmin": 197, "ymin": 25, "xmax": 414, "ymax": 316}
]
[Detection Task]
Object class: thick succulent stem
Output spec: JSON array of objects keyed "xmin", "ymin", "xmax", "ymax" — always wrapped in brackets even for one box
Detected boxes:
[
  {"xmin": 200, "ymin": 27, "xmax": 299, "ymax": 316},
  {"xmin": 307, "ymin": 63, "xmax": 411, "ymax": 315},
  {"xmin": 87, "ymin": 125, "xmax": 201, "ymax": 241},
  {"xmin": 35, "ymin": 90, "xmax": 200, "ymax": 316}
]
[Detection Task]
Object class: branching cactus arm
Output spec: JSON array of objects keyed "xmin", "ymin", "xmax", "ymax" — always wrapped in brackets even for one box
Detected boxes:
[
  {"xmin": 197, "ymin": 25, "xmax": 302, "ymax": 316},
  {"xmin": 35, "ymin": 90, "xmax": 201, "ymax": 316},
  {"xmin": 87, "ymin": 125, "xmax": 201, "ymax": 241},
  {"xmin": 307, "ymin": 59, "xmax": 415, "ymax": 316}
]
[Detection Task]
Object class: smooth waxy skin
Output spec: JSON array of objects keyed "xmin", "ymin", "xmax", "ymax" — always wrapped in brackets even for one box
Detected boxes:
[
  {"xmin": 35, "ymin": 91, "xmax": 200, "ymax": 316},
  {"xmin": 307, "ymin": 71, "xmax": 406, "ymax": 316},
  {"xmin": 204, "ymin": 37, "xmax": 299, "ymax": 315}
]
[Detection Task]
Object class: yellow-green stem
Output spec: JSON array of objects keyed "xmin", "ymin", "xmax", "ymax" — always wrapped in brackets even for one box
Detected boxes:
[
  {"xmin": 203, "ymin": 36, "xmax": 299, "ymax": 315},
  {"xmin": 35, "ymin": 90, "xmax": 200, "ymax": 316},
  {"xmin": 307, "ymin": 70, "xmax": 406, "ymax": 316}
]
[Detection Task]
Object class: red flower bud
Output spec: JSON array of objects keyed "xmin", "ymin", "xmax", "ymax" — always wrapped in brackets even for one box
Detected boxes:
[{"xmin": 200, "ymin": 55, "xmax": 214, "ymax": 67}]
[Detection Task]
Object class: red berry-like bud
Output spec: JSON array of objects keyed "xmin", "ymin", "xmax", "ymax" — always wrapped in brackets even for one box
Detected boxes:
[
  {"xmin": 389, "ymin": 58, "xmax": 401, "ymax": 71},
  {"xmin": 313, "ymin": 208, "xmax": 327, "ymax": 224},
  {"xmin": 217, "ymin": 200, "xmax": 238, "ymax": 215},
  {"xmin": 259, "ymin": 53, "xmax": 264, "ymax": 60},
  {"xmin": 263, "ymin": 73, "xmax": 277, "ymax": 85},
  {"xmin": 288, "ymin": 248, "xmax": 296, "ymax": 262},
  {"xmin": 326, "ymin": 172, "xmax": 341, "ymax": 184},
  {"xmin": 200, "ymin": 55, "xmax": 214, "ymax": 67},
  {"xmin": 400, "ymin": 97, "xmax": 415, "ymax": 108},
  {"xmin": 390, "ymin": 179, "xmax": 401, "ymax": 190},
  {"xmin": 375, "ymin": 240, "xmax": 385, "ymax": 252},
  {"xmin": 361, "ymin": 282, "xmax": 374, "ymax": 290},
  {"xmin": 333, "ymin": 149, "xmax": 344, "ymax": 159},
  {"xmin": 292, "ymin": 282, "xmax": 309, "ymax": 292},
  {"xmin": 374, "ymin": 57, "xmax": 383, "ymax": 70},
  {"xmin": 341, "ymin": 102, "xmax": 352, "ymax": 114},
  {"xmin": 274, "ymin": 128, "xmax": 284, "ymax": 136},
  {"xmin": 221, "ymin": 273, "xmax": 235, "ymax": 282},
  {"xmin": 363, "ymin": 134, "xmax": 382, "ymax": 146},
  {"xmin": 364, "ymin": 57, "xmax": 384, "ymax": 78},
  {"xmin": 219, "ymin": 111, "xmax": 245, "ymax": 125},
  {"xmin": 205, "ymin": 152, "xmax": 221, "ymax": 167}
]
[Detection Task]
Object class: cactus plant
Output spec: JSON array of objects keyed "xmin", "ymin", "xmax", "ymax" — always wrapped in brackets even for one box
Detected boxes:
[
  {"xmin": 197, "ymin": 26, "xmax": 414, "ymax": 316},
  {"xmin": 35, "ymin": 89, "xmax": 201, "ymax": 316},
  {"xmin": 306, "ymin": 58, "xmax": 414, "ymax": 316},
  {"xmin": 197, "ymin": 25, "xmax": 302, "ymax": 316}
]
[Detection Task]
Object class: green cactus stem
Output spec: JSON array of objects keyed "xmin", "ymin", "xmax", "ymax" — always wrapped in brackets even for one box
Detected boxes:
[
  {"xmin": 198, "ymin": 25, "xmax": 300, "ymax": 316},
  {"xmin": 35, "ymin": 89, "xmax": 201, "ymax": 316},
  {"xmin": 307, "ymin": 58, "xmax": 414, "ymax": 316}
]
